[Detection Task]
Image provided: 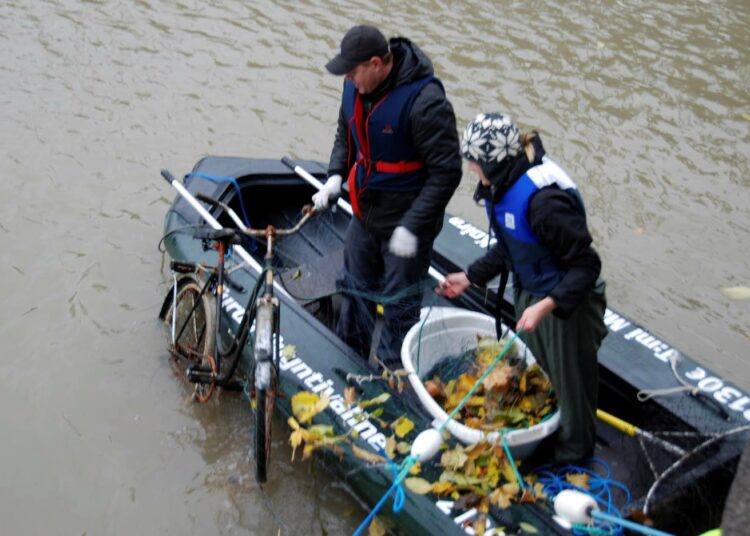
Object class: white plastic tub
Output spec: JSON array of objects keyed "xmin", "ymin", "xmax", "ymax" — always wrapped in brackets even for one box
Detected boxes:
[{"xmin": 401, "ymin": 307, "xmax": 560, "ymax": 459}]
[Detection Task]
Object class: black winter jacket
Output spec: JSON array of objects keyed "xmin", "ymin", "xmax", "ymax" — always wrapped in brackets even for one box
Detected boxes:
[{"xmin": 327, "ymin": 37, "xmax": 461, "ymax": 238}]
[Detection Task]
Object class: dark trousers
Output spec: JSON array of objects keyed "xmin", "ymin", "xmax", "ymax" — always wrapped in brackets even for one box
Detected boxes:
[
  {"xmin": 515, "ymin": 281, "xmax": 608, "ymax": 462},
  {"xmin": 336, "ymin": 216, "xmax": 433, "ymax": 365}
]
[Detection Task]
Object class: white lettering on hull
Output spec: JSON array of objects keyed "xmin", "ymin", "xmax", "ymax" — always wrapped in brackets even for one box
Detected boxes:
[
  {"xmin": 449, "ymin": 219, "xmax": 750, "ymax": 424},
  {"xmin": 222, "ymin": 291, "xmax": 387, "ymax": 450}
]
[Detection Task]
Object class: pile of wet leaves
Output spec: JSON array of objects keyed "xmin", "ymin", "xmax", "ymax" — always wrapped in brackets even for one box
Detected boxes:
[
  {"xmin": 424, "ymin": 335, "xmax": 557, "ymax": 432},
  {"xmin": 284, "ymin": 385, "xmax": 554, "ymax": 534},
  {"xmin": 282, "ymin": 338, "xmax": 571, "ymax": 535}
]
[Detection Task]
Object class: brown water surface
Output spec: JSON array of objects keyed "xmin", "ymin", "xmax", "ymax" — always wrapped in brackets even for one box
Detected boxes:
[{"xmin": 1, "ymin": 1, "xmax": 748, "ymax": 534}]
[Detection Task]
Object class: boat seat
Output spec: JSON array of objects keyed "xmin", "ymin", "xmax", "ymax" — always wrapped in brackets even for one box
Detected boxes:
[{"xmin": 279, "ymin": 248, "xmax": 344, "ymax": 304}]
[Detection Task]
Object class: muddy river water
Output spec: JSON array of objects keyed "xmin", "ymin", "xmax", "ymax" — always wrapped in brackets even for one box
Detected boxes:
[{"xmin": 1, "ymin": 1, "xmax": 748, "ymax": 534}]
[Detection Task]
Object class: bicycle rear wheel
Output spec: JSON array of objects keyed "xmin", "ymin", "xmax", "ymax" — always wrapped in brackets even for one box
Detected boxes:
[{"xmin": 163, "ymin": 276, "xmax": 217, "ymax": 401}]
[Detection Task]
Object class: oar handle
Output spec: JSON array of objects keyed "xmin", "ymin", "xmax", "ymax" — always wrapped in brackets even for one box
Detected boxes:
[
  {"xmin": 597, "ymin": 409, "xmax": 637, "ymax": 437},
  {"xmin": 161, "ymin": 169, "xmax": 177, "ymax": 185}
]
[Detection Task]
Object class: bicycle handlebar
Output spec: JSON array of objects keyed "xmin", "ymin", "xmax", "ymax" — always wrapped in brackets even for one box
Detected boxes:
[{"xmin": 194, "ymin": 191, "xmax": 315, "ymax": 239}]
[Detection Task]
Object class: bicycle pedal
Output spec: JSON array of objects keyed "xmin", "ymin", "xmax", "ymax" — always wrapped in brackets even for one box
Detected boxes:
[{"xmin": 186, "ymin": 365, "xmax": 215, "ymax": 384}]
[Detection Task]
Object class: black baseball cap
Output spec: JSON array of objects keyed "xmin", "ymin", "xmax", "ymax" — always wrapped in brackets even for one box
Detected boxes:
[{"xmin": 325, "ymin": 25, "xmax": 389, "ymax": 75}]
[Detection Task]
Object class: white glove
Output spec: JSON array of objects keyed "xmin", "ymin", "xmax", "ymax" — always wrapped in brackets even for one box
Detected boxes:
[
  {"xmin": 312, "ymin": 174, "xmax": 342, "ymax": 211},
  {"xmin": 389, "ymin": 226, "xmax": 418, "ymax": 258}
]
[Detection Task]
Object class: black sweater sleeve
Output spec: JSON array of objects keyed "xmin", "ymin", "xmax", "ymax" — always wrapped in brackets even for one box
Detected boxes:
[
  {"xmin": 466, "ymin": 240, "xmax": 510, "ymax": 287},
  {"xmin": 528, "ymin": 187, "xmax": 601, "ymax": 317}
]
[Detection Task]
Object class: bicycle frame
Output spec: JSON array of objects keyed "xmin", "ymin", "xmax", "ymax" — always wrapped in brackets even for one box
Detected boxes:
[{"xmin": 161, "ymin": 169, "xmax": 314, "ymax": 389}]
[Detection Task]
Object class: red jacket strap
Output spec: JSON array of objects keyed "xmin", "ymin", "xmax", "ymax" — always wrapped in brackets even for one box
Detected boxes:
[{"xmin": 374, "ymin": 160, "xmax": 425, "ymax": 173}]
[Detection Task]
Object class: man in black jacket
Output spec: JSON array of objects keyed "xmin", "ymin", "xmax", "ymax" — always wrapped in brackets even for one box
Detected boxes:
[{"xmin": 313, "ymin": 25, "xmax": 461, "ymax": 366}]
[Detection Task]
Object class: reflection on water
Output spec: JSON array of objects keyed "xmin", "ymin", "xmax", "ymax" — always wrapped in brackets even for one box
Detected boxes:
[{"xmin": 0, "ymin": 0, "xmax": 748, "ymax": 533}]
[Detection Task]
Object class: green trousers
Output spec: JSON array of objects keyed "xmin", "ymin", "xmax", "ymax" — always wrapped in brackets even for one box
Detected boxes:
[{"xmin": 514, "ymin": 280, "xmax": 608, "ymax": 462}]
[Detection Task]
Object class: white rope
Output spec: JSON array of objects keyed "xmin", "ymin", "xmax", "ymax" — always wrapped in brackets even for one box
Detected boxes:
[{"xmin": 637, "ymin": 350, "xmax": 697, "ymax": 401}]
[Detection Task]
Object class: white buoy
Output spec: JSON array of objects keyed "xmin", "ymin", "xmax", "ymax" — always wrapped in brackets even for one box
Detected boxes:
[
  {"xmin": 554, "ymin": 489, "xmax": 598, "ymax": 524},
  {"xmin": 410, "ymin": 429, "xmax": 443, "ymax": 462},
  {"xmin": 555, "ymin": 489, "xmax": 675, "ymax": 536}
]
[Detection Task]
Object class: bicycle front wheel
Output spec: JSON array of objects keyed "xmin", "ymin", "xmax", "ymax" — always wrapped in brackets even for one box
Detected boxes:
[{"xmin": 253, "ymin": 379, "xmax": 275, "ymax": 483}]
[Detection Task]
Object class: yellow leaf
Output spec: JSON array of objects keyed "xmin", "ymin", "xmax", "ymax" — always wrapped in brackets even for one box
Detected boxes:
[
  {"xmin": 391, "ymin": 415, "xmax": 415, "ymax": 438},
  {"xmin": 289, "ymin": 427, "xmax": 311, "ymax": 462},
  {"xmin": 473, "ymin": 515, "xmax": 487, "ymax": 536},
  {"xmin": 432, "ymin": 481, "xmax": 455, "ymax": 495},
  {"xmin": 287, "ymin": 416, "xmax": 300, "ymax": 430},
  {"xmin": 440, "ymin": 445, "xmax": 468, "ymax": 471},
  {"xmin": 384, "ymin": 435, "xmax": 396, "ymax": 459},
  {"xmin": 489, "ymin": 486, "xmax": 513, "ymax": 509},
  {"xmin": 368, "ymin": 516, "xmax": 386, "ymax": 536},
  {"xmin": 302, "ymin": 442, "xmax": 317, "ymax": 460},
  {"xmin": 351, "ymin": 444, "xmax": 386, "ymax": 464},
  {"xmin": 458, "ymin": 373, "xmax": 479, "ymax": 394},
  {"xmin": 396, "ymin": 441, "xmax": 411, "ymax": 455},
  {"xmin": 501, "ymin": 461, "xmax": 518, "ymax": 484},
  {"xmin": 308, "ymin": 424, "xmax": 335, "ymax": 438},
  {"xmin": 519, "ymin": 521, "xmax": 539, "ymax": 533},
  {"xmin": 518, "ymin": 396, "xmax": 535, "ymax": 412},
  {"xmin": 409, "ymin": 461, "xmax": 422, "ymax": 475},
  {"xmin": 291, "ymin": 391, "xmax": 330, "ymax": 423},
  {"xmin": 404, "ymin": 477, "xmax": 433, "ymax": 495},
  {"xmin": 566, "ymin": 472, "xmax": 590, "ymax": 490},
  {"xmin": 502, "ymin": 482, "xmax": 520, "ymax": 496},
  {"xmin": 280, "ymin": 344, "xmax": 296, "ymax": 360},
  {"xmin": 482, "ymin": 363, "xmax": 514, "ymax": 392},
  {"xmin": 344, "ymin": 386, "xmax": 357, "ymax": 406},
  {"xmin": 291, "ymin": 391, "xmax": 318, "ymax": 421},
  {"xmin": 359, "ymin": 392, "xmax": 391, "ymax": 408}
]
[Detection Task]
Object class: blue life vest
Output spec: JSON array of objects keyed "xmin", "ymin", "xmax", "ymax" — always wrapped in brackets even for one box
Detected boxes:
[
  {"xmin": 486, "ymin": 158, "xmax": 585, "ymax": 296},
  {"xmin": 341, "ymin": 77, "xmax": 438, "ymax": 214}
]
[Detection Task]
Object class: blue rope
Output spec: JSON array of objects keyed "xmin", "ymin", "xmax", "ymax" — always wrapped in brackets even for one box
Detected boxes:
[
  {"xmin": 535, "ymin": 459, "xmax": 634, "ymax": 536},
  {"xmin": 377, "ymin": 447, "xmax": 406, "ymax": 513},
  {"xmin": 352, "ymin": 455, "xmax": 419, "ymax": 536},
  {"xmin": 184, "ymin": 171, "xmax": 253, "ymax": 231}
]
